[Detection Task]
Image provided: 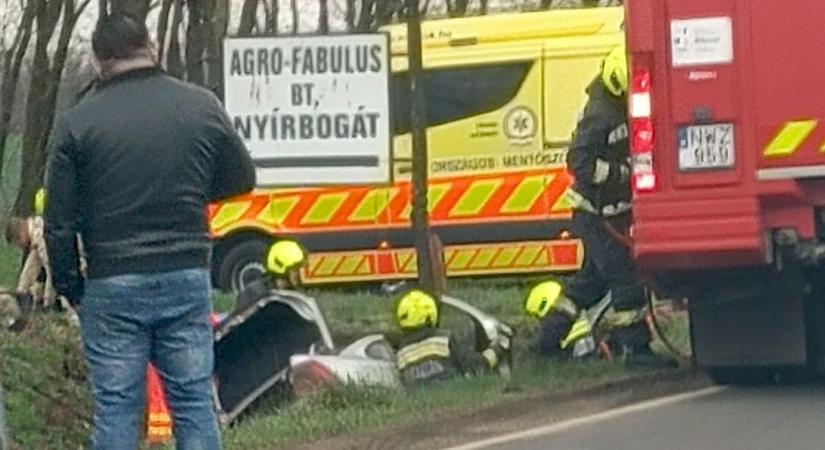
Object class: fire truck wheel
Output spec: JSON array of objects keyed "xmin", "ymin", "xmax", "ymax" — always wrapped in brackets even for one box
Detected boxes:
[{"xmin": 217, "ymin": 239, "xmax": 270, "ymax": 293}]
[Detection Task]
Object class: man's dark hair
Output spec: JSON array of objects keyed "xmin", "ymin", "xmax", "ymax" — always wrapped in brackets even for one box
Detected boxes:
[{"xmin": 92, "ymin": 14, "xmax": 150, "ymax": 61}]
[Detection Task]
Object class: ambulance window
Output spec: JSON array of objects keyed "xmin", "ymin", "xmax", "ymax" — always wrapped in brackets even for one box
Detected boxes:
[{"xmin": 392, "ymin": 61, "xmax": 531, "ymax": 134}]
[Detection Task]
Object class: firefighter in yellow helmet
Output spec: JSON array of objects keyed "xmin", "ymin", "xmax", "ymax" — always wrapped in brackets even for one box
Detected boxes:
[
  {"xmin": 524, "ymin": 280, "xmax": 606, "ymax": 359},
  {"xmin": 395, "ymin": 288, "xmax": 502, "ymax": 387},
  {"xmin": 233, "ymin": 239, "xmax": 308, "ymax": 314},
  {"xmin": 562, "ymin": 45, "xmax": 672, "ymax": 367},
  {"xmin": 524, "ymin": 279, "xmax": 675, "ymax": 367}
]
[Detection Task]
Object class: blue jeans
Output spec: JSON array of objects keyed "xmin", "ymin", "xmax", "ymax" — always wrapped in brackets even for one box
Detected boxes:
[{"xmin": 80, "ymin": 269, "xmax": 221, "ymax": 450}]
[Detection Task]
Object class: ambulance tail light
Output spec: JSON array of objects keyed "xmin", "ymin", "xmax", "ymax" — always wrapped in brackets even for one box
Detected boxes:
[{"xmin": 629, "ymin": 65, "xmax": 655, "ymax": 193}]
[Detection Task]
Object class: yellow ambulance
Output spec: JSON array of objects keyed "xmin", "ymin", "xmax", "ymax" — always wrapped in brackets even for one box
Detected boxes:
[{"xmin": 210, "ymin": 6, "xmax": 624, "ymax": 291}]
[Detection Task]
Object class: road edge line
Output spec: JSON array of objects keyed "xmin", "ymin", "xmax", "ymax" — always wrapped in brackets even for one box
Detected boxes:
[{"xmin": 441, "ymin": 386, "xmax": 726, "ymax": 450}]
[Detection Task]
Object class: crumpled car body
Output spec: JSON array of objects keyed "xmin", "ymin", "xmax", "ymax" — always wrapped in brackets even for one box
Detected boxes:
[{"xmin": 211, "ymin": 289, "xmax": 512, "ymax": 426}]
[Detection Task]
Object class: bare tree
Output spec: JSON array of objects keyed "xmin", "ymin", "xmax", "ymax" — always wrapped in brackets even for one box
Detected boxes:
[
  {"xmin": 107, "ymin": 0, "xmax": 151, "ymax": 21},
  {"xmin": 156, "ymin": 0, "xmax": 174, "ymax": 63},
  {"xmin": 0, "ymin": 1, "xmax": 35, "ymax": 181},
  {"xmin": 345, "ymin": 0, "xmax": 355, "ymax": 30},
  {"xmin": 15, "ymin": 0, "xmax": 92, "ymax": 215},
  {"xmin": 290, "ymin": 0, "xmax": 299, "ymax": 34},
  {"xmin": 166, "ymin": 0, "xmax": 185, "ymax": 78},
  {"xmin": 268, "ymin": 0, "xmax": 279, "ymax": 34},
  {"xmin": 238, "ymin": 0, "xmax": 259, "ymax": 36},
  {"xmin": 445, "ymin": 0, "xmax": 469, "ymax": 17},
  {"xmin": 206, "ymin": 0, "xmax": 230, "ymax": 95},
  {"xmin": 318, "ymin": 0, "xmax": 330, "ymax": 33},
  {"xmin": 186, "ymin": 0, "xmax": 208, "ymax": 86},
  {"xmin": 355, "ymin": 0, "xmax": 375, "ymax": 31}
]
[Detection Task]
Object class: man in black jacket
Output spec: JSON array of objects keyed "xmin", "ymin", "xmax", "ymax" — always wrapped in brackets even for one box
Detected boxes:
[
  {"xmin": 564, "ymin": 45, "xmax": 670, "ymax": 368},
  {"xmin": 45, "ymin": 15, "xmax": 255, "ymax": 450}
]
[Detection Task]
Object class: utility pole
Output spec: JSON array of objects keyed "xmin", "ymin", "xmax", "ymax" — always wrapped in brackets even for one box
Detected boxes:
[{"xmin": 405, "ymin": 0, "xmax": 435, "ymax": 292}]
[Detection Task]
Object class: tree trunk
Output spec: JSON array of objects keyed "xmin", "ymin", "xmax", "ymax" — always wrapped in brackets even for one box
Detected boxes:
[
  {"xmin": 15, "ymin": 0, "xmax": 64, "ymax": 216},
  {"xmin": 356, "ymin": 0, "xmax": 375, "ymax": 31},
  {"xmin": 479, "ymin": 0, "xmax": 487, "ymax": 15},
  {"xmin": 0, "ymin": 1, "xmax": 35, "ymax": 183},
  {"xmin": 156, "ymin": 0, "xmax": 174, "ymax": 65},
  {"xmin": 539, "ymin": 0, "xmax": 552, "ymax": 10},
  {"xmin": 269, "ymin": 0, "xmax": 279, "ymax": 34},
  {"xmin": 97, "ymin": 0, "xmax": 106, "ymax": 22},
  {"xmin": 290, "ymin": 0, "xmax": 299, "ymax": 34},
  {"xmin": 206, "ymin": 0, "xmax": 229, "ymax": 96},
  {"xmin": 186, "ymin": 0, "xmax": 207, "ymax": 86},
  {"xmin": 15, "ymin": 0, "xmax": 91, "ymax": 215},
  {"xmin": 374, "ymin": 0, "xmax": 398, "ymax": 26},
  {"xmin": 345, "ymin": 0, "xmax": 355, "ymax": 31},
  {"xmin": 269, "ymin": 0, "xmax": 281, "ymax": 36},
  {"xmin": 166, "ymin": 0, "xmax": 185, "ymax": 78},
  {"xmin": 318, "ymin": 0, "xmax": 329, "ymax": 34},
  {"xmin": 447, "ymin": 0, "xmax": 468, "ymax": 17},
  {"xmin": 238, "ymin": 0, "xmax": 258, "ymax": 36},
  {"xmin": 109, "ymin": 0, "xmax": 150, "ymax": 21}
]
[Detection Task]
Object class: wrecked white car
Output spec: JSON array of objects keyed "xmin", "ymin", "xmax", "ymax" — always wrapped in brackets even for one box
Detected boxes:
[{"xmin": 211, "ymin": 289, "xmax": 513, "ymax": 426}]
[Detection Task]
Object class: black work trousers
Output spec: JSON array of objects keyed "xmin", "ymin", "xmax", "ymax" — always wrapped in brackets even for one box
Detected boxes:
[{"xmin": 565, "ymin": 210, "xmax": 649, "ymax": 347}]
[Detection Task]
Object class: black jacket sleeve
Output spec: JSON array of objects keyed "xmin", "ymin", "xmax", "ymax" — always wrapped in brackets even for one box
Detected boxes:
[
  {"xmin": 44, "ymin": 116, "xmax": 84, "ymax": 303},
  {"xmin": 208, "ymin": 95, "xmax": 256, "ymax": 202},
  {"xmin": 567, "ymin": 98, "xmax": 615, "ymax": 186}
]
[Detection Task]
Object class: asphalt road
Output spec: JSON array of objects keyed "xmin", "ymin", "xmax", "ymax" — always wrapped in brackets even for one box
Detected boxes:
[{"xmin": 447, "ymin": 384, "xmax": 825, "ymax": 450}]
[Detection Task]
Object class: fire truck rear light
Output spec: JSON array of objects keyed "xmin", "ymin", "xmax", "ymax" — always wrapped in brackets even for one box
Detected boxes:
[
  {"xmin": 632, "ymin": 68, "xmax": 651, "ymax": 93},
  {"xmin": 630, "ymin": 92, "xmax": 651, "ymax": 118},
  {"xmin": 629, "ymin": 64, "xmax": 654, "ymax": 194},
  {"xmin": 631, "ymin": 118, "xmax": 654, "ymax": 153},
  {"xmin": 633, "ymin": 173, "xmax": 656, "ymax": 192}
]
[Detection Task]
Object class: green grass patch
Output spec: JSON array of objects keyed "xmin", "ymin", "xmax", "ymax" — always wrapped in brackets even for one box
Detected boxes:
[
  {"xmin": 0, "ymin": 314, "xmax": 91, "ymax": 450},
  {"xmin": 222, "ymin": 359, "xmax": 628, "ymax": 450},
  {"xmin": 0, "ymin": 241, "xmax": 688, "ymax": 450}
]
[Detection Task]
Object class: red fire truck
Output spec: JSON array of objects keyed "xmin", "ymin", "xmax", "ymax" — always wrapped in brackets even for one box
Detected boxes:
[{"xmin": 626, "ymin": 0, "xmax": 825, "ymax": 381}]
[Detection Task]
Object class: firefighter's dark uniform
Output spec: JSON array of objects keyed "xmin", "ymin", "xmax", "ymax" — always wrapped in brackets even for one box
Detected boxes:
[
  {"xmin": 396, "ymin": 328, "xmax": 491, "ymax": 387},
  {"xmin": 565, "ymin": 77, "xmax": 651, "ymax": 350}
]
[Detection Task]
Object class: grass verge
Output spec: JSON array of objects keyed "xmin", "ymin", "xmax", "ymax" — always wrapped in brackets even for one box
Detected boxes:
[
  {"xmin": 0, "ymin": 243, "xmax": 689, "ymax": 449},
  {"xmin": 221, "ymin": 359, "xmax": 630, "ymax": 450}
]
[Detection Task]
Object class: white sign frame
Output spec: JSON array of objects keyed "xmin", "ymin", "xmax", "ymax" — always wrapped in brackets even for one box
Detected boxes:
[
  {"xmin": 223, "ymin": 34, "xmax": 393, "ymax": 187},
  {"xmin": 670, "ymin": 17, "xmax": 734, "ymax": 67}
]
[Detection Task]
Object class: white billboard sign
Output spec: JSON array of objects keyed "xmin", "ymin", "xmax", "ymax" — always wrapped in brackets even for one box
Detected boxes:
[{"xmin": 223, "ymin": 34, "xmax": 391, "ymax": 186}]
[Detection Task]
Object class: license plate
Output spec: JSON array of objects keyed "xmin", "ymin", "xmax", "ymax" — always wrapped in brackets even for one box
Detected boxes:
[{"xmin": 678, "ymin": 123, "xmax": 734, "ymax": 171}]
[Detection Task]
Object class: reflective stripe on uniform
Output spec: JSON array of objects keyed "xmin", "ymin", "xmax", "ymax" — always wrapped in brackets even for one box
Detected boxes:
[
  {"xmin": 592, "ymin": 159, "xmax": 611, "ymax": 184},
  {"xmin": 397, "ymin": 335, "xmax": 451, "ymax": 370},
  {"xmin": 603, "ymin": 307, "xmax": 646, "ymax": 328},
  {"xmin": 561, "ymin": 316, "xmax": 592, "ymax": 349},
  {"xmin": 566, "ymin": 189, "xmax": 630, "ymax": 217}
]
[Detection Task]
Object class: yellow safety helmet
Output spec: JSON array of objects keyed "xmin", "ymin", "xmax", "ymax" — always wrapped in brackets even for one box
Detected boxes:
[
  {"xmin": 524, "ymin": 280, "xmax": 564, "ymax": 319},
  {"xmin": 396, "ymin": 289, "xmax": 439, "ymax": 330},
  {"xmin": 601, "ymin": 44, "xmax": 628, "ymax": 97},
  {"xmin": 34, "ymin": 188, "xmax": 46, "ymax": 216},
  {"xmin": 266, "ymin": 240, "xmax": 307, "ymax": 276}
]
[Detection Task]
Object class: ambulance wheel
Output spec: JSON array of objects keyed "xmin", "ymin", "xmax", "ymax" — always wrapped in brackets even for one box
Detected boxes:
[{"xmin": 217, "ymin": 239, "xmax": 269, "ymax": 293}]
